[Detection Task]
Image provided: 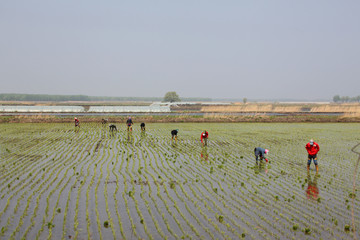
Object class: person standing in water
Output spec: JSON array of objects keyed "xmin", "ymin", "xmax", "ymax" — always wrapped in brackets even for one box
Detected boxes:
[
  {"xmin": 126, "ymin": 117, "xmax": 133, "ymax": 131},
  {"xmin": 305, "ymin": 139, "xmax": 320, "ymax": 172},
  {"xmin": 74, "ymin": 117, "xmax": 80, "ymax": 128},
  {"xmin": 201, "ymin": 130, "xmax": 209, "ymax": 146}
]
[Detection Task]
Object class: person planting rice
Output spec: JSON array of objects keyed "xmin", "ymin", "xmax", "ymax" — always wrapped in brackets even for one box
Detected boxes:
[
  {"xmin": 171, "ymin": 129, "xmax": 179, "ymax": 143},
  {"xmin": 140, "ymin": 123, "xmax": 146, "ymax": 132},
  {"xmin": 201, "ymin": 130, "xmax": 209, "ymax": 146},
  {"xmin": 254, "ymin": 147, "xmax": 269, "ymax": 163},
  {"xmin": 305, "ymin": 139, "xmax": 320, "ymax": 172},
  {"xmin": 74, "ymin": 117, "xmax": 80, "ymax": 128},
  {"xmin": 109, "ymin": 124, "xmax": 117, "ymax": 131},
  {"xmin": 126, "ymin": 117, "xmax": 133, "ymax": 131}
]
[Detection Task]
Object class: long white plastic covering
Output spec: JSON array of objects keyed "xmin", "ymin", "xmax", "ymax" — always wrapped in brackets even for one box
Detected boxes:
[
  {"xmin": 88, "ymin": 105, "xmax": 170, "ymax": 112},
  {"xmin": 0, "ymin": 106, "xmax": 85, "ymax": 112},
  {"xmin": 0, "ymin": 105, "xmax": 171, "ymax": 113}
]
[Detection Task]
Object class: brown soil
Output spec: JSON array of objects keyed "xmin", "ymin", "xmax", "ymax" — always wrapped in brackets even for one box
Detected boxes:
[{"xmin": 0, "ymin": 114, "xmax": 359, "ymax": 123}]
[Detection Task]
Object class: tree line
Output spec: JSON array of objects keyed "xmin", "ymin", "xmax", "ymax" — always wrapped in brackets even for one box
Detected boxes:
[
  {"xmin": 333, "ymin": 95, "xmax": 360, "ymax": 103},
  {"xmin": 0, "ymin": 93, "xmax": 211, "ymax": 102}
]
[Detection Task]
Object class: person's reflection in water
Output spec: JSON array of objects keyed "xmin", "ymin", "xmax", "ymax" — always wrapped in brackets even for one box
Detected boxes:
[
  {"xmin": 306, "ymin": 172, "xmax": 319, "ymax": 200},
  {"xmin": 127, "ymin": 131, "xmax": 133, "ymax": 143},
  {"xmin": 201, "ymin": 146, "xmax": 209, "ymax": 161},
  {"xmin": 140, "ymin": 130, "xmax": 146, "ymax": 139},
  {"xmin": 254, "ymin": 161, "xmax": 268, "ymax": 174}
]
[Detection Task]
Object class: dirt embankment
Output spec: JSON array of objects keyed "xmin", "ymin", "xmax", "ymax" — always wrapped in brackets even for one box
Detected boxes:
[{"xmin": 1, "ymin": 114, "xmax": 359, "ymax": 123}]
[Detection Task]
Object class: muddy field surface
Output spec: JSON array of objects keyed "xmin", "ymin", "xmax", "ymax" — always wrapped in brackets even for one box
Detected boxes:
[{"xmin": 0, "ymin": 123, "xmax": 360, "ymax": 239}]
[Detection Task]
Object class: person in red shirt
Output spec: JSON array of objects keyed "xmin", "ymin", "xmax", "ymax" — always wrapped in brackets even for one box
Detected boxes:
[
  {"xmin": 74, "ymin": 117, "xmax": 80, "ymax": 128},
  {"xmin": 201, "ymin": 130, "xmax": 209, "ymax": 146},
  {"xmin": 305, "ymin": 139, "xmax": 320, "ymax": 172}
]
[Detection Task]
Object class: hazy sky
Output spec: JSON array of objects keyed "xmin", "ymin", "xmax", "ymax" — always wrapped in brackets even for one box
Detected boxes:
[{"xmin": 1, "ymin": 1, "xmax": 359, "ymax": 100}]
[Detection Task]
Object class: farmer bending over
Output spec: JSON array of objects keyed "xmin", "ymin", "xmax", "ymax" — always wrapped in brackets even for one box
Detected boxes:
[
  {"xmin": 254, "ymin": 147, "xmax": 269, "ymax": 163},
  {"xmin": 126, "ymin": 117, "xmax": 133, "ymax": 131},
  {"xmin": 140, "ymin": 123, "xmax": 146, "ymax": 132},
  {"xmin": 305, "ymin": 139, "xmax": 320, "ymax": 172},
  {"xmin": 201, "ymin": 130, "xmax": 209, "ymax": 146},
  {"xmin": 171, "ymin": 129, "xmax": 178, "ymax": 143},
  {"xmin": 74, "ymin": 117, "xmax": 80, "ymax": 128}
]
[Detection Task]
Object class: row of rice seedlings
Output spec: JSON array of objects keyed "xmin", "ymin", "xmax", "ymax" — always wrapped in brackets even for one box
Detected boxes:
[
  {"xmin": 157, "ymin": 143, "xmax": 228, "ymax": 238},
  {"xmin": 72, "ymin": 133, "xmax": 100, "ymax": 240},
  {"xmin": 37, "ymin": 134, "xmax": 92, "ymax": 239},
  {"xmin": 213, "ymin": 149, "xmax": 300, "ymax": 238},
  {"xmin": 32, "ymin": 128, "xmax": 92, "ymax": 239},
  {"xmin": 179, "ymin": 148, "xmax": 263, "ymax": 239},
  {"xmin": 92, "ymin": 131, "xmax": 112, "ymax": 240},
  {"xmin": 177, "ymin": 144, "xmax": 268, "ymax": 239},
  {"xmin": 153, "ymin": 142, "xmax": 217, "ymax": 239},
  {"xmin": 120, "ymin": 140, "xmax": 139, "ymax": 239},
  {"xmin": 137, "ymin": 145, "xmax": 168, "ymax": 239},
  {"xmin": 144, "ymin": 143, "xmax": 194, "ymax": 239},
  {"xmin": 0, "ymin": 129, "xmax": 64, "ymax": 209},
  {"xmin": 112, "ymin": 138, "xmax": 128, "ymax": 239},
  {"xmin": 0, "ymin": 126, "xmax": 64, "ymax": 197},
  {"xmin": 153, "ymin": 149, "xmax": 196, "ymax": 238},
  {"xmin": 85, "ymin": 139, "xmax": 103, "ymax": 239},
  {"xmin": 127, "ymin": 134, "xmax": 158, "ymax": 239},
  {"xmin": 131, "ymin": 136, "xmax": 158, "ymax": 240},
  {"xmin": 5, "ymin": 129, "xmax": 79, "ymax": 239},
  {"xmin": 63, "ymin": 125, "xmax": 103, "ymax": 239},
  {"xmin": 61, "ymin": 129, "xmax": 97, "ymax": 239},
  {"xmin": 0, "ymin": 128, "xmax": 70, "ymax": 237},
  {"xmin": 103, "ymin": 136, "xmax": 118, "ymax": 239},
  {"xmin": 18, "ymin": 139, "xmax": 82, "ymax": 240},
  {"xmin": 141, "ymin": 145, "xmax": 185, "ymax": 239}
]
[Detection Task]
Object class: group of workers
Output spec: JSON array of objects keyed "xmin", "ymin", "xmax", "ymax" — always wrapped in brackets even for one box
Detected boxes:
[
  {"xmin": 74, "ymin": 117, "xmax": 320, "ymax": 172},
  {"xmin": 254, "ymin": 139, "xmax": 320, "ymax": 172}
]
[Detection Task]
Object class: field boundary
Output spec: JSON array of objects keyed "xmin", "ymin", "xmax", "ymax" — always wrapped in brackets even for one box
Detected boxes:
[{"xmin": 0, "ymin": 114, "xmax": 360, "ymax": 123}]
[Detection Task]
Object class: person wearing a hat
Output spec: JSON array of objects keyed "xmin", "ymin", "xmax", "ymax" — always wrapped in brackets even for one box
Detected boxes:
[
  {"xmin": 74, "ymin": 117, "xmax": 80, "ymax": 128},
  {"xmin": 201, "ymin": 130, "xmax": 209, "ymax": 146},
  {"xmin": 171, "ymin": 129, "xmax": 179, "ymax": 143},
  {"xmin": 254, "ymin": 147, "xmax": 269, "ymax": 163},
  {"xmin": 305, "ymin": 139, "xmax": 320, "ymax": 172}
]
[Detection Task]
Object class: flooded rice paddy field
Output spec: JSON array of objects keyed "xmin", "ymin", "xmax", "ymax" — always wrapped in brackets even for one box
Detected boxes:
[{"xmin": 0, "ymin": 122, "xmax": 360, "ymax": 239}]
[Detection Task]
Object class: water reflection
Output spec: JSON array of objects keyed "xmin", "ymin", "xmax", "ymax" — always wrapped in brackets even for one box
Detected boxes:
[
  {"xmin": 110, "ymin": 131, "xmax": 116, "ymax": 138},
  {"xmin": 254, "ymin": 161, "xmax": 268, "ymax": 174},
  {"xmin": 127, "ymin": 131, "xmax": 134, "ymax": 143},
  {"xmin": 140, "ymin": 131, "xmax": 146, "ymax": 139},
  {"xmin": 201, "ymin": 146, "xmax": 209, "ymax": 161},
  {"xmin": 306, "ymin": 172, "xmax": 319, "ymax": 200}
]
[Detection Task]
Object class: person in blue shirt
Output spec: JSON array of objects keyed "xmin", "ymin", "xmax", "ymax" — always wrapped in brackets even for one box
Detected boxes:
[{"xmin": 254, "ymin": 147, "xmax": 269, "ymax": 163}]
